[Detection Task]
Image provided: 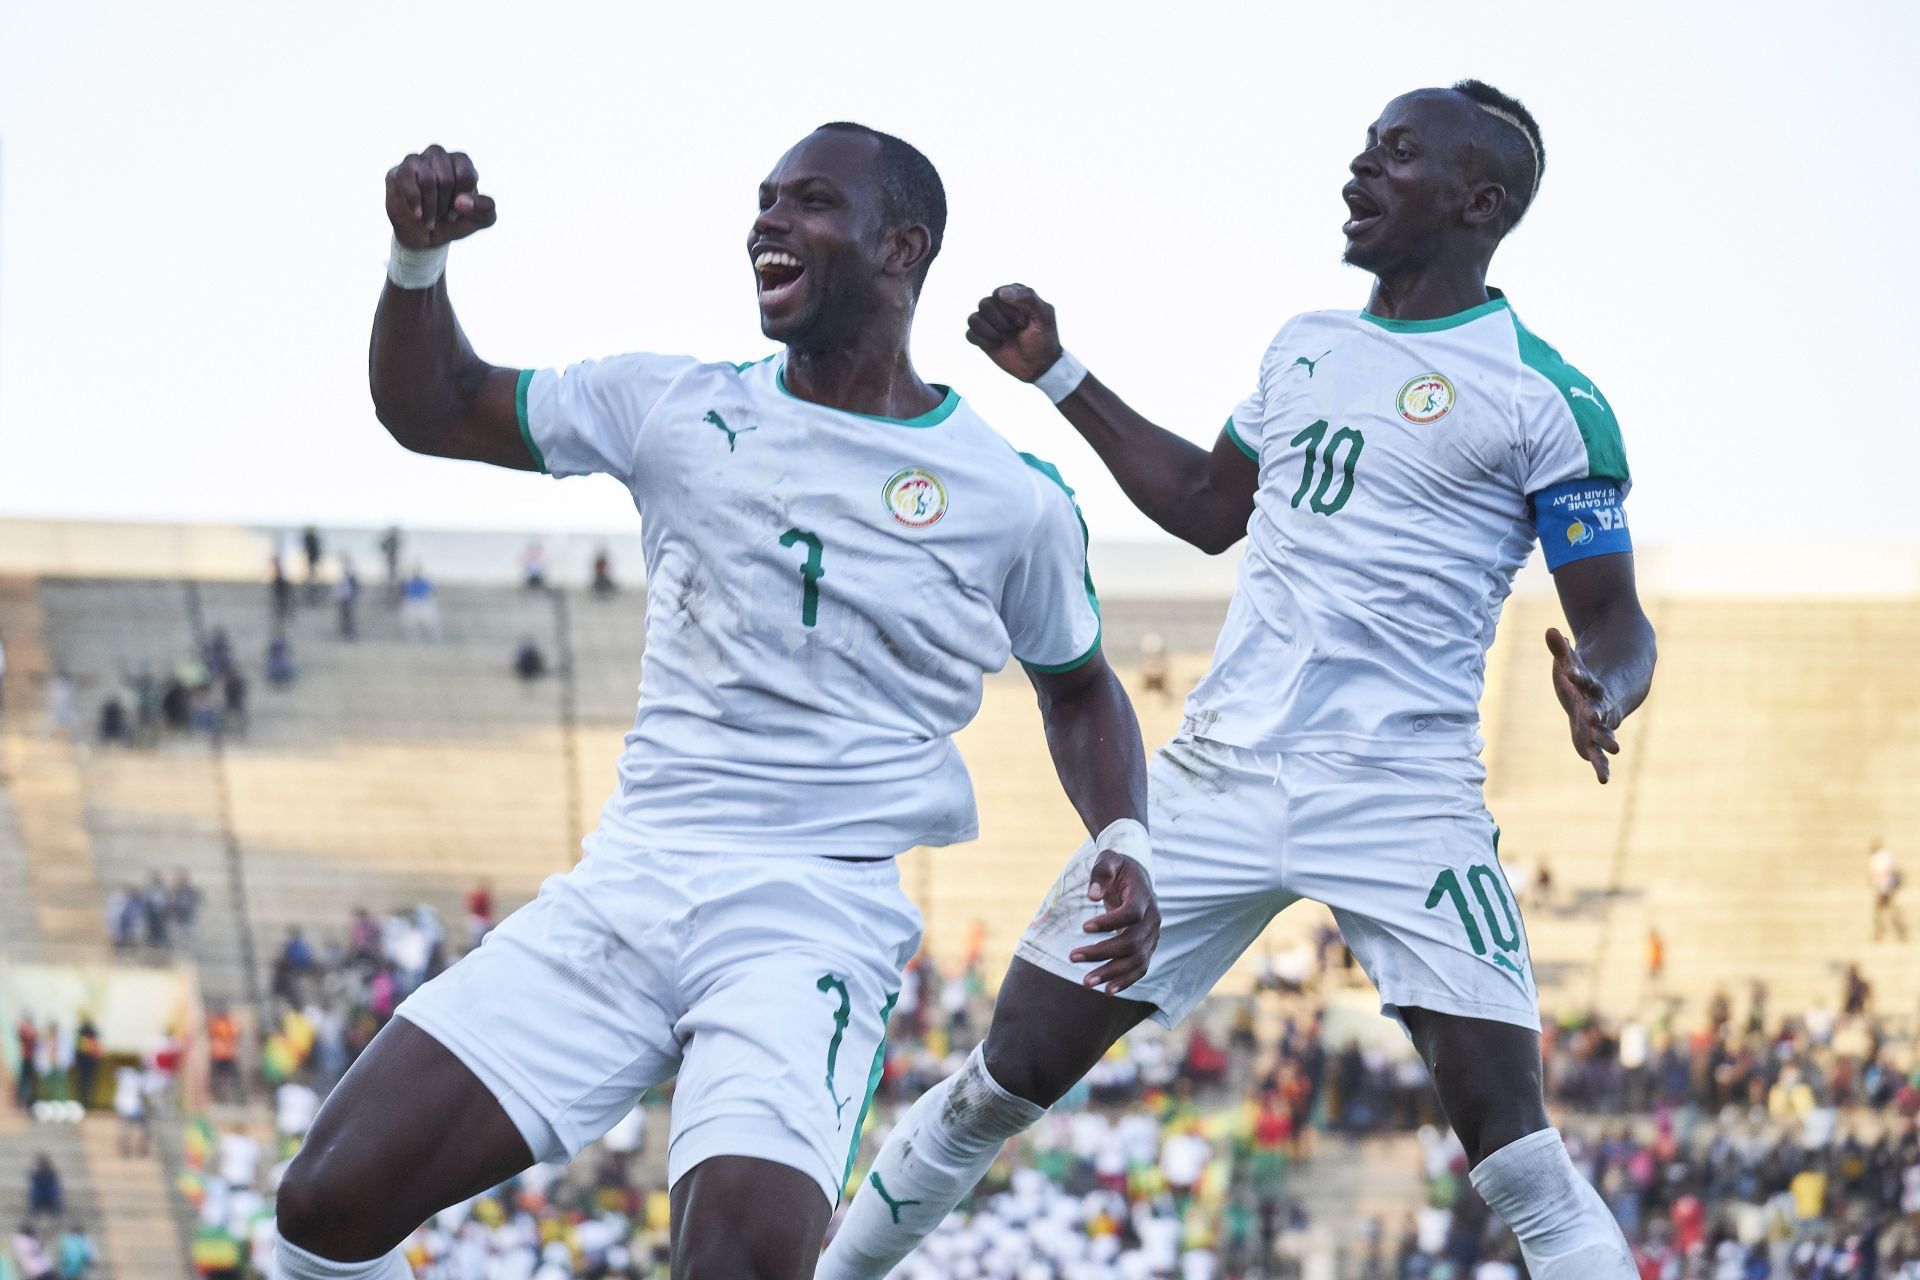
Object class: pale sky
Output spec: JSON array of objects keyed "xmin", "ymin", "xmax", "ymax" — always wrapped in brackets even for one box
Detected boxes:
[{"xmin": 2, "ymin": 0, "xmax": 1915, "ymax": 553}]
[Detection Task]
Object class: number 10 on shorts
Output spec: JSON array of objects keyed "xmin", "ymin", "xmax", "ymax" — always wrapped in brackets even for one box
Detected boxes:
[{"xmin": 1426, "ymin": 865, "xmax": 1525, "ymax": 976}]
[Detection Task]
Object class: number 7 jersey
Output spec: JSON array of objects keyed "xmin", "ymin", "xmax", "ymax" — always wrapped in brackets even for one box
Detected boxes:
[
  {"xmin": 1186, "ymin": 290, "xmax": 1631, "ymax": 758},
  {"xmin": 516, "ymin": 353, "xmax": 1102, "ymax": 859}
]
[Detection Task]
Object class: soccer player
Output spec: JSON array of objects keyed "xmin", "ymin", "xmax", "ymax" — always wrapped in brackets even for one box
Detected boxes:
[
  {"xmin": 271, "ymin": 125, "xmax": 1160, "ymax": 1280},
  {"xmin": 823, "ymin": 81, "xmax": 1656, "ymax": 1280}
]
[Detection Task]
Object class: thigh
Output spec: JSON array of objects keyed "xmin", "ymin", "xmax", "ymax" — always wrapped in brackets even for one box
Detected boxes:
[
  {"xmin": 1286, "ymin": 753, "xmax": 1540, "ymax": 1034},
  {"xmin": 278, "ymin": 1018, "xmax": 533, "ymax": 1259},
  {"xmin": 667, "ymin": 855, "xmax": 922, "ymax": 1210},
  {"xmin": 670, "ymin": 1155, "xmax": 833, "ymax": 1280},
  {"xmin": 393, "ymin": 858, "xmax": 688, "ymax": 1162},
  {"xmin": 1017, "ymin": 735, "xmax": 1294, "ymax": 1030}
]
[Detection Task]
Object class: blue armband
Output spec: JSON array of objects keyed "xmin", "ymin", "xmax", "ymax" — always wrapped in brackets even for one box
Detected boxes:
[{"xmin": 1532, "ymin": 478, "xmax": 1631, "ymax": 570}]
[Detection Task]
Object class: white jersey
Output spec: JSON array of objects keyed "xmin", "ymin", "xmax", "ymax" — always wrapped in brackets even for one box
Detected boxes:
[
  {"xmin": 1187, "ymin": 290, "xmax": 1630, "ymax": 757},
  {"xmin": 519, "ymin": 354, "xmax": 1101, "ymax": 857}
]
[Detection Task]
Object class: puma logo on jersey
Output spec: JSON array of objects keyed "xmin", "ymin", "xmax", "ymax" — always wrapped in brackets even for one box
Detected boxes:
[
  {"xmin": 1568, "ymin": 385, "xmax": 1608, "ymax": 411},
  {"xmin": 1292, "ymin": 350, "xmax": 1333, "ymax": 377},
  {"xmin": 702, "ymin": 409, "xmax": 758, "ymax": 452}
]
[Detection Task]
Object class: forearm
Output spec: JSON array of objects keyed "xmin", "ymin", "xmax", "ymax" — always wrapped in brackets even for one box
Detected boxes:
[
  {"xmin": 1058, "ymin": 375, "xmax": 1245, "ymax": 553},
  {"xmin": 1576, "ymin": 603, "xmax": 1657, "ymax": 722},
  {"xmin": 369, "ymin": 278, "xmax": 493, "ymax": 453},
  {"xmin": 1036, "ymin": 665, "xmax": 1149, "ymax": 837}
]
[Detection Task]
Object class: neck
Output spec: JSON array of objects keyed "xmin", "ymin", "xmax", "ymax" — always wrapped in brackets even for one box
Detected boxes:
[
  {"xmin": 1364, "ymin": 254, "xmax": 1492, "ymax": 322},
  {"xmin": 782, "ymin": 316, "xmax": 938, "ymax": 420}
]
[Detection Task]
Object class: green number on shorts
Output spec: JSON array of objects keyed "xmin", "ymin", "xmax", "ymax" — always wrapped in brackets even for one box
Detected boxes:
[
  {"xmin": 1426, "ymin": 865, "xmax": 1521, "ymax": 957},
  {"xmin": 1425, "ymin": 868, "xmax": 1485, "ymax": 955},
  {"xmin": 1288, "ymin": 420, "xmax": 1365, "ymax": 516},
  {"xmin": 780, "ymin": 528, "xmax": 826, "ymax": 627}
]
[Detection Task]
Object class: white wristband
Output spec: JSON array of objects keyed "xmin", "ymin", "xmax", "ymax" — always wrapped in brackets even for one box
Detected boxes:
[
  {"xmin": 1033, "ymin": 350, "xmax": 1089, "ymax": 404},
  {"xmin": 387, "ymin": 235, "xmax": 449, "ymax": 290},
  {"xmin": 1094, "ymin": 817, "xmax": 1153, "ymax": 882}
]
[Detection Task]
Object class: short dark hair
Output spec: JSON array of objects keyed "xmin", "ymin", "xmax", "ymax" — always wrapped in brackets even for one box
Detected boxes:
[
  {"xmin": 817, "ymin": 121, "xmax": 946, "ymax": 281},
  {"xmin": 1450, "ymin": 79, "xmax": 1545, "ymax": 234}
]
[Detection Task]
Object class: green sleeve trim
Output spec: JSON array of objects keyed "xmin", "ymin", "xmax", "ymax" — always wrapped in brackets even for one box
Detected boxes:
[
  {"xmin": 1511, "ymin": 315, "xmax": 1629, "ymax": 484},
  {"xmin": 1224, "ymin": 416, "xmax": 1259, "ymax": 461},
  {"xmin": 1011, "ymin": 450, "xmax": 1103, "ymax": 673},
  {"xmin": 1019, "ymin": 631, "xmax": 1103, "ymax": 675},
  {"xmin": 514, "ymin": 369, "xmax": 547, "ymax": 473}
]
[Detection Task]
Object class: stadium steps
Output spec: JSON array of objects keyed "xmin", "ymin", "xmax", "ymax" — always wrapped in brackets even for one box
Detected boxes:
[
  {"xmin": 78, "ymin": 1113, "xmax": 192, "ymax": 1280},
  {"xmin": 0, "ymin": 1116, "xmax": 117, "ymax": 1277},
  {"xmin": 0, "ymin": 579, "xmax": 111, "ymax": 959}
]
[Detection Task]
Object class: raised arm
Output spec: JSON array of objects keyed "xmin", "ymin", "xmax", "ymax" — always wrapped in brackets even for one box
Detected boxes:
[
  {"xmin": 967, "ymin": 286, "xmax": 1258, "ymax": 554},
  {"xmin": 370, "ymin": 145, "xmax": 533, "ymax": 470},
  {"xmin": 1027, "ymin": 653, "xmax": 1158, "ymax": 993},
  {"xmin": 1545, "ymin": 552, "xmax": 1657, "ymax": 784}
]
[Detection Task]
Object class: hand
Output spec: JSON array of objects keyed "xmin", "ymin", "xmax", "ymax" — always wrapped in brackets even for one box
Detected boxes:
[
  {"xmin": 965, "ymin": 284, "xmax": 1064, "ymax": 383},
  {"xmin": 386, "ymin": 145, "xmax": 497, "ymax": 249},
  {"xmin": 1069, "ymin": 848, "xmax": 1161, "ymax": 994},
  {"xmin": 1546, "ymin": 627, "xmax": 1620, "ymax": 783}
]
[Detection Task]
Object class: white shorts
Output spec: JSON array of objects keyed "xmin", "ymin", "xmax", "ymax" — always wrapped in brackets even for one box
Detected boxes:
[
  {"xmin": 1018, "ymin": 735, "xmax": 1538, "ymax": 1033},
  {"xmin": 396, "ymin": 847, "xmax": 921, "ymax": 1208}
]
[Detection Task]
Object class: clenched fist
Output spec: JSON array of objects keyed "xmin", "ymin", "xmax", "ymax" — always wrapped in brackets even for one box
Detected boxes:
[
  {"xmin": 966, "ymin": 284, "xmax": 1064, "ymax": 382},
  {"xmin": 386, "ymin": 145, "xmax": 497, "ymax": 249}
]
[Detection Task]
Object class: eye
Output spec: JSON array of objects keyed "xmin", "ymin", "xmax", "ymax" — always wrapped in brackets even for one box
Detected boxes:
[
  {"xmin": 1393, "ymin": 145, "xmax": 1415, "ymax": 161},
  {"xmin": 802, "ymin": 195, "xmax": 833, "ymax": 210}
]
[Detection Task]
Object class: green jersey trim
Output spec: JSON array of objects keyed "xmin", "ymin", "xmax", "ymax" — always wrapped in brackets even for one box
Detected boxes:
[
  {"xmin": 514, "ymin": 369, "xmax": 547, "ymax": 473},
  {"xmin": 1510, "ymin": 314, "xmax": 1630, "ymax": 484},
  {"xmin": 730, "ymin": 354, "xmax": 778, "ymax": 373},
  {"xmin": 776, "ymin": 364, "xmax": 960, "ymax": 428},
  {"xmin": 1224, "ymin": 415, "xmax": 1259, "ymax": 461},
  {"xmin": 839, "ymin": 990, "xmax": 900, "ymax": 1195},
  {"xmin": 1360, "ymin": 290, "xmax": 1510, "ymax": 334},
  {"xmin": 1013, "ymin": 450, "xmax": 1103, "ymax": 674}
]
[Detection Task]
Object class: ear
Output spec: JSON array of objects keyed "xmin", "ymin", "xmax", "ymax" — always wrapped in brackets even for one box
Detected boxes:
[
  {"xmin": 1463, "ymin": 181, "xmax": 1507, "ymax": 233},
  {"xmin": 884, "ymin": 224, "xmax": 934, "ymax": 280}
]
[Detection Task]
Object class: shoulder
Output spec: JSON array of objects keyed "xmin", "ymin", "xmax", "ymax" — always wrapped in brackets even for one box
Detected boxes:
[
  {"xmin": 1504, "ymin": 309, "xmax": 1629, "ymax": 484},
  {"xmin": 1257, "ymin": 309, "xmax": 1358, "ymax": 364}
]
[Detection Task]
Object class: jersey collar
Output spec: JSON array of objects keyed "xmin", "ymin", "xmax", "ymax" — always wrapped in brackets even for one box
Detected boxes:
[
  {"xmin": 1360, "ymin": 288, "xmax": 1511, "ymax": 334},
  {"xmin": 775, "ymin": 363, "xmax": 959, "ymax": 428}
]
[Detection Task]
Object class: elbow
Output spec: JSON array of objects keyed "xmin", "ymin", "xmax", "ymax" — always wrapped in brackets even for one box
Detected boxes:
[{"xmin": 371, "ymin": 394, "xmax": 440, "ymax": 458}]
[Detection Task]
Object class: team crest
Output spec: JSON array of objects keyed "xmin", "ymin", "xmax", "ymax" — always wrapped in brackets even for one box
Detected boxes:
[
  {"xmin": 1397, "ymin": 372, "xmax": 1455, "ymax": 425},
  {"xmin": 884, "ymin": 467, "xmax": 948, "ymax": 528}
]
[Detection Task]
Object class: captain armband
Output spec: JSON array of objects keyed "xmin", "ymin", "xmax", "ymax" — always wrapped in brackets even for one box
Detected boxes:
[{"xmin": 1532, "ymin": 478, "xmax": 1632, "ymax": 570}]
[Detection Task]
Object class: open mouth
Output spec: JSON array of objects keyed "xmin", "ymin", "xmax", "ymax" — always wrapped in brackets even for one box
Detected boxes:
[
  {"xmin": 1342, "ymin": 186, "xmax": 1384, "ymax": 238},
  {"xmin": 754, "ymin": 248, "xmax": 806, "ymax": 305}
]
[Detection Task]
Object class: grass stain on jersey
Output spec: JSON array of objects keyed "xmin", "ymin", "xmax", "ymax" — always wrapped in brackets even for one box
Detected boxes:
[{"xmin": 702, "ymin": 409, "xmax": 758, "ymax": 452}]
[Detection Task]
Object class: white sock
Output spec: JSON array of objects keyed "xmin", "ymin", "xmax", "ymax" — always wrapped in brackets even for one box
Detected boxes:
[
  {"xmin": 818, "ymin": 1044, "xmax": 1046, "ymax": 1280},
  {"xmin": 274, "ymin": 1235, "xmax": 412, "ymax": 1279},
  {"xmin": 1468, "ymin": 1127, "xmax": 1636, "ymax": 1278}
]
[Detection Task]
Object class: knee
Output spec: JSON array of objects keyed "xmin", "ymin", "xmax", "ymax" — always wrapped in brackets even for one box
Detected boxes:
[
  {"xmin": 674, "ymin": 1217, "xmax": 807, "ymax": 1280},
  {"xmin": 980, "ymin": 1037, "xmax": 1060, "ymax": 1109},
  {"xmin": 275, "ymin": 1147, "xmax": 395, "ymax": 1261}
]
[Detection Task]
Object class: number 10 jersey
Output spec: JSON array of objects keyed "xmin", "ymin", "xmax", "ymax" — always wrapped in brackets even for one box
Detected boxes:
[
  {"xmin": 518, "ymin": 353, "xmax": 1101, "ymax": 859},
  {"xmin": 1188, "ymin": 290, "xmax": 1631, "ymax": 759}
]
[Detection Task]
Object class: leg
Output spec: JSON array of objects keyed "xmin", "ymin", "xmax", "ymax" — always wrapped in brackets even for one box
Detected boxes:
[
  {"xmin": 1405, "ymin": 1008, "xmax": 1634, "ymax": 1277},
  {"xmin": 819, "ymin": 960, "xmax": 1149, "ymax": 1280},
  {"xmin": 276, "ymin": 1018, "xmax": 533, "ymax": 1263},
  {"xmin": 824, "ymin": 734, "xmax": 1291, "ymax": 1280},
  {"xmin": 670, "ymin": 1156, "xmax": 834, "ymax": 1280}
]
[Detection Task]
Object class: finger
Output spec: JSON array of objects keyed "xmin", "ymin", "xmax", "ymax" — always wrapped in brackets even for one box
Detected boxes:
[
  {"xmin": 1087, "ymin": 959, "xmax": 1147, "ymax": 993},
  {"xmin": 428, "ymin": 148, "xmax": 459, "ymax": 227},
  {"xmin": 995, "ymin": 283, "xmax": 1040, "ymax": 311},
  {"xmin": 965, "ymin": 322, "xmax": 1000, "ymax": 351},
  {"xmin": 416, "ymin": 159, "xmax": 442, "ymax": 232},
  {"xmin": 1083, "ymin": 902, "xmax": 1144, "ymax": 934},
  {"xmin": 1587, "ymin": 743, "xmax": 1611, "ymax": 784},
  {"xmin": 461, "ymin": 192, "xmax": 498, "ymax": 230},
  {"xmin": 1544, "ymin": 627, "xmax": 1575, "ymax": 669},
  {"xmin": 388, "ymin": 162, "xmax": 425, "ymax": 225},
  {"xmin": 449, "ymin": 151, "xmax": 480, "ymax": 195},
  {"xmin": 1069, "ymin": 932, "xmax": 1141, "ymax": 965},
  {"xmin": 977, "ymin": 297, "xmax": 1026, "ymax": 336}
]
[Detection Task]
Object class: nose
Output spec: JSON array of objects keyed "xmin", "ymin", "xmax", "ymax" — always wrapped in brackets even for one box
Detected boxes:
[
  {"xmin": 1349, "ymin": 147, "xmax": 1381, "ymax": 179},
  {"xmin": 752, "ymin": 197, "xmax": 790, "ymax": 241}
]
